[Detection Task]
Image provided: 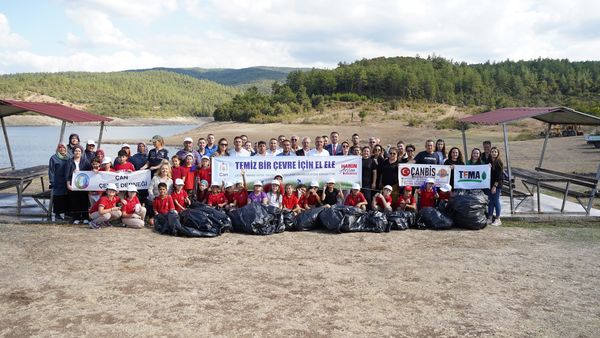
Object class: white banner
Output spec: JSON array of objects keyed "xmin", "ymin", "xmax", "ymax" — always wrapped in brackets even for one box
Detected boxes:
[
  {"xmin": 212, "ymin": 156, "xmax": 362, "ymax": 188},
  {"xmin": 453, "ymin": 165, "xmax": 491, "ymax": 189},
  {"xmin": 71, "ymin": 170, "xmax": 152, "ymax": 191},
  {"xmin": 398, "ymin": 164, "xmax": 451, "ymax": 186}
]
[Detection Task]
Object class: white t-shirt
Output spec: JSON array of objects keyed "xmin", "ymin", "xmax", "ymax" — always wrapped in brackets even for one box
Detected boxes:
[
  {"xmin": 228, "ymin": 148, "xmax": 251, "ymax": 157},
  {"xmin": 308, "ymin": 148, "xmax": 330, "ymax": 157},
  {"xmin": 267, "ymin": 192, "xmax": 282, "ymax": 208},
  {"xmin": 266, "ymin": 149, "xmax": 282, "ymax": 156}
]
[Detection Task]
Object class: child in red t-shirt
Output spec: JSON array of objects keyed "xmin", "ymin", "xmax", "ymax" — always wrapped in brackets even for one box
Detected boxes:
[
  {"xmin": 344, "ymin": 183, "xmax": 367, "ymax": 210},
  {"xmin": 121, "ymin": 184, "xmax": 146, "ymax": 228},
  {"xmin": 233, "ymin": 171, "xmax": 248, "ymax": 208},
  {"xmin": 296, "ymin": 184, "xmax": 308, "ymax": 211},
  {"xmin": 207, "ymin": 183, "xmax": 227, "ymax": 209},
  {"xmin": 372, "ymin": 185, "xmax": 393, "ymax": 212},
  {"xmin": 182, "ymin": 153, "xmax": 196, "ymax": 194},
  {"xmin": 114, "ymin": 150, "xmax": 135, "ymax": 172},
  {"xmin": 438, "ymin": 184, "xmax": 452, "ymax": 202},
  {"xmin": 223, "ymin": 181, "xmax": 236, "ymax": 210},
  {"xmin": 89, "ymin": 183, "xmax": 122, "ymax": 229},
  {"xmin": 150, "ymin": 183, "xmax": 175, "ymax": 226},
  {"xmin": 282, "ymin": 184, "xmax": 300, "ymax": 213},
  {"xmin": 300, "ymin": 181, "xmax": 321, "ymax": 209},
  {"xmin": 100, "ymin": 157, "xmax": 115, "ymax": 172},
  {"xmin": 196, "ymin": 156, "xmax": 212, "ymax": 187},
  {"xmin": 171, "ymin": 178, "xmax": 190, "ymax": 213},
  {"xmin": 417, "ymin": 178, "xmax": 439, "ymax": 209},
  {"xmin": 171, "ymin": 156, "xmax": 186, "ymax": 182},
  {"xmin": 394, "ymin": 186, "xmax": 417, "ymax": 212},
  {"xmin": 196, "ymin": 179, "xmax": 209, "ymax": 204}
]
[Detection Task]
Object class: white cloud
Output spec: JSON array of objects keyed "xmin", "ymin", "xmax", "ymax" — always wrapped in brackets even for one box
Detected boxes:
[
  {"xmin": 65, "ymin": 7, "xmax": 139, "ymax": 49},
  {"xmin": 63, "ymin": 0, "xmax": 178, "ymax": 23},
  {"xmin": 0, "ymin": 13, "xmax": 29, "ymax": 49}
]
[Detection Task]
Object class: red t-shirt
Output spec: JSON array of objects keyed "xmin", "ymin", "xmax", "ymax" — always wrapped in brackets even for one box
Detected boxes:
[
  {"xmin": 375, "ymin": 194, "xmax": 392, "ymax": 209},
  {"xmin": 419, "ymin": 188, "xmax": 437, "ymax": 209},
  {"xmin": 89, "ymin": 195, "xmax": 121, "ymax": 213},
  {"xmin": 234, "ymin": 190, "xmax": 248, "ymax": 207},
  {"xmin": 282, "ymin": 193, "xmax": 299, "ymax": 209},
  {"xmin": 207, "ymin": 192, "xmax": 227, "ymax": 207},
  {"xmin": 121, "ymin": 195, "xmax": 140, "ymax": 214},
  {"xmin": 114, "ymin": 162, "xmax": 135, "ymax": 172},
  {"xmin": 182, "ymin": 165, "xmax": 195, "ymax": 190},
  {"xmin": 394, "ymin": 195, "xmax": 416, "ymax": 210},
  {"xmin": 302, "ymin": 193, "xmax": 319, "ymax": 207},
  {"xmin": 153, "ymin": 195, "xmax": 175, "ymax": 214},
  {"xmin": 344, "ymin": 192, "xmax": 366, "ymax": 207},
  {"xmin": 171, "ymin": 165, "xmax": 187, "ymax": 182},
  {"xmin": 224, "ymin": 190, "xmax": 235, "ymax": 204},
  {"xmin": 196, "ymin": 167, "xmax": 212, "ymax": 186},
  {"xmin": 171, "ymin": 189, "xmax": 189, "ymax": 212},
  {"xmin": 438, "ymin": 191, "xmax": 451, "ymax": 201},
  {"xmin": 99, "ymin": 167, "xmax": 115, "ymax": 172}
]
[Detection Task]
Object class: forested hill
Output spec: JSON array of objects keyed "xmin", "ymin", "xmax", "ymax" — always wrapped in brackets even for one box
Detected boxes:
[
  {"xmin": 127, "ymin": 66, "xmax": 299, "ymax": 86},
  {"xmin": 284, "ymin": 56, "xmax": 600, "ymax": 114},
  {"xmin": 0, "ymin": 70, "xmax": 239, "ymax": 117}
]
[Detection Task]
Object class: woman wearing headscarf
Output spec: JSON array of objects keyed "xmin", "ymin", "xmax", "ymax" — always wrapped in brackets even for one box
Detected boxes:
[
  {"xmin": 66, "ymin": 133, "xmax": 80, "ymax": 158},
  {"xmin": 95, "ymin": 149, "xmax": 105, "ymax": 163},
  {"xmin": 48, "ymin": 143, "xmax": 70, "ymax": 220},
  {"xmin": 130, "ymin": 143, "xmax": 149, "ymax": 171},
  {"xmin": 65, "ymin": 145, "xmax": 92, "ymax": 224}
]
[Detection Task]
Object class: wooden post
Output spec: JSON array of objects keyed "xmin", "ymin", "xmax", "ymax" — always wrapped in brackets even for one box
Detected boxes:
[
  {"xmin": 97, "ymin": 121, "xmax": 105, "ymax": 149},
  {"xmin": 461, "ymin": 123, "xmax": 468, "ymax": 161},
  {"xmin": 538, "ymin": 123, "xmax": 551, "ymax": 168},
  {"xmin": 1, "ymin": 116, "xmax": 15, "ymax": 170},
  {"xmin": 58, "ymin": 121, "xmax": 66, "ymax": 144}
]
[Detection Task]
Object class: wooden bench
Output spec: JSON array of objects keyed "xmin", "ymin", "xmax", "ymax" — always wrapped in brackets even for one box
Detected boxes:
[
  {"xmin": 24, "ymin": 190, "xmax": 52, "ymax": 216},
  {"xmin": 0, "ymin": 180, "xmax": 22, "ymax": 191}
]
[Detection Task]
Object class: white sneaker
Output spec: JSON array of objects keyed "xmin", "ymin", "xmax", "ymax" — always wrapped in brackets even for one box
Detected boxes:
[
  {"xmin": 492, "ymin": 219, "xmax": 502, "ymax": 226},
  {"xmin": 73, "ymin": 220, "xmax": 80, "ymax": 225},
  {"xmin": 486, "ymin": 218, "xmax": 493, "ymax": 225},
  {"xmin": 83, "ymin": 220, "xmax": 89, "ymax": 224}
]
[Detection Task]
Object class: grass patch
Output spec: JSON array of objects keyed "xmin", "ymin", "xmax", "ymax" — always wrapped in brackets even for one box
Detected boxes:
[{"xmin": 510, "ymin": 131, "xmax": 540, "ymax": 141}]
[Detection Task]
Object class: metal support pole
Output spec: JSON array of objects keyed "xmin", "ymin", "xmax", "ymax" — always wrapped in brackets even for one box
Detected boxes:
[
  {"xmin": 538, "ymin": 123, "xmax": 551, "ymax": 168},
  {"xmin": 1, "ymin": 116, "xmax": 15, "ymax": 170},
  {"xmin": 586, "ymin": 163, "xmax": 600, "ymax": 216},
  {"xmin": 97, "ymin": 121, "xmax": 105, "ymax": 149},
  {"xmin": 58, "ymin": 121, "xmax": 66, "ymax": 144},
  {"xmin": 502, "ymin": 123, "xmax": 515, "ymax": 214},
  {"xmin": 461, "ymin": 123, "xmax": 468, "ymax": 161}
]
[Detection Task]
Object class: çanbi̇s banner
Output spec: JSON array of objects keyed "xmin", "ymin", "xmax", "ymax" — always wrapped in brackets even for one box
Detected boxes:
[
  {"xmin": 71, "ymin": 170, "xmax": 152, "ymax": 191},
  {"xmin": 212, "ymin": 156, "xmax": 362, "ymax": 188},
  {"xmin": 398, "ymin": 164, "xmax": 451, "ymax": 186},
  {"xmin": 453, "ymin": 165, "xmax": 491, "ymax": 189}
]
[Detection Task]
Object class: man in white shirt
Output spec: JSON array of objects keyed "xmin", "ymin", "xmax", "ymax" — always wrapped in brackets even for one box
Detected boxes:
[
  {"xmin": 266, "ymin": 138, "xmax": 281, "ymax": 156},
  {"xmin": 228, "ymin": 136, "xmax": 250, "ymax": 157},
  {"xmin": 308, "ymin": 136, "xmax": 330, "ymax": 157},
  {"xmin": 253, "ymin": 141, "xmax": 268, "ymax": 156}
]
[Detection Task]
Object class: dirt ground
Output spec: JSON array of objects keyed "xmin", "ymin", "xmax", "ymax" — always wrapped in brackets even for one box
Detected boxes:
[{"xmin": 0, "ymin": 223, "xmax": 599, "ymax": 336}]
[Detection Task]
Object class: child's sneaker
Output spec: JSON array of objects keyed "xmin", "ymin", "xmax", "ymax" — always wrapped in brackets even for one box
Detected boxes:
[
  {"xmin": 89, "ymin": 220, "xmax": 99, "ymax": 229},
  {"xmin": 83, "ymin": 220, "xmax": 89, "ymax": 225},
  {"xmin": 491, "ymin": 219, "xmax": 502, "ymax": 226},
  {"xmin": 73, "ymin": 220, "xmax": 81, "ymax": 225}
]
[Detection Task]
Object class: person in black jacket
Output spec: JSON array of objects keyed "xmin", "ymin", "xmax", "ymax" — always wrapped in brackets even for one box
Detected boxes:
[
  {"xmin": 487, "ymin": 147, "xmax": 504, "ymax": 226},
  {"xmin": 65, "ymin": 145, "xmax": 92, "ymax": 224}
]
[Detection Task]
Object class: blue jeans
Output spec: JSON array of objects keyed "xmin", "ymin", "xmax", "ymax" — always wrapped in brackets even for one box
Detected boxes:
[{"xmin": 487, "ymin": 188, "xmax": 501, "ymax": 218}]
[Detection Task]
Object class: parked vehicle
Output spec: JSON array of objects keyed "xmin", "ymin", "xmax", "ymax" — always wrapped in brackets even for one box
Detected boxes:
[{"xmin": 585, "ymin": 134, "xmax": 600, "ymax": 148}]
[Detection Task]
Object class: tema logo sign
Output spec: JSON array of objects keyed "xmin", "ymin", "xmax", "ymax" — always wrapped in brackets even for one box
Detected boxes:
[
  {"xmin": 74, "ymin": 173, "xmax": 90, "ymax": 189},
  {"xmin": 457, "ymin": 170, "xmax": 487, "ymax": 183}
]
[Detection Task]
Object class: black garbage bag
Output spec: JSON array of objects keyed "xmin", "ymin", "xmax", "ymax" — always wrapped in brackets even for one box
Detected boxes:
[
  {"xmin": 357, "ymin": 210, "xmax": 389, "ymax": 233},
  {"xmin": 189, "ymin": 203, "xmax": 232, "ymax": 231},
  {"xmin": 154, "ymin": 212, "xmax": 179, "ymax": 235},
  {"xmin": 178, "ymin": 208, "xmax": 221, "ymax": 237},
  {"xmin": 416, "ymin": 207, "xmax": 453, "ymax": 230},
  {"xmin": 228, "ymin": 203, "xmax": 284, "ymax": 235},
  {"xmin": 448, "ymin": 190, "xmax": 488, "ymax": 230},
  {"xmin": 387, "ymin": 211, "xmax": 415, "ymax": 230},
  {"xmin": 318, "ymin": 205, "xmax": 365, "ymax": 233},
  {"xmin": 282, "ymin": 210, "xmax": 296, "ymax": 231},
  {"xmin": 291, "ymin": 206, "xmax": 326, "ymax": 231}
]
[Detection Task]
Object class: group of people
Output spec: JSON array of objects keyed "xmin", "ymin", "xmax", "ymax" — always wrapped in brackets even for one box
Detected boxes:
[{"xmin": 48, "ymin": 131, "xmax": 504, "ymax": 229}]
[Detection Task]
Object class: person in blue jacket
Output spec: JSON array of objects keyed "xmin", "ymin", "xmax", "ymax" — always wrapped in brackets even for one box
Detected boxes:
[{"xmin": 49, "ymin": 143, "xmax": 70, "ymax": 220}]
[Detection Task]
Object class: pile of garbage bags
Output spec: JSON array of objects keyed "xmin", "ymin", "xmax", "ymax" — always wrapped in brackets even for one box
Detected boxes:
[{"xmin": 155, "ymin": 190, "xmax": 489, "ymax": 237}]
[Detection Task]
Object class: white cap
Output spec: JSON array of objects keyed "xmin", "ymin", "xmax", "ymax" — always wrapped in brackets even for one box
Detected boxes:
[
  {"xmin": 352, "ymin": 183, "xmax": 361, "ymax": 190},
  {"xmin": 271, "ymin": 180, "xmax": 280, "ymax": 186},
  {"xmin": 185, "ymin": 152, "xmax": 194, "ymax": 158},
  {"xmin": 86, "ymin": 140, "xmax": 96, "ymax": 146},
  {"xmin": 127, "ymin": 184, "xmax": 138, "ymax": 192},
  {"xmin": 106, "ymin": 183, "xmax": 118, "ymax": 191},
  {"xmin": 425, "ymin": 178, "xmax": 435, "ymax": 184},
  {"xmin": 236, "ymin": 179, "xmax": 244, "ymax": 185},
  {"xmin": 175, "ymin": 178, "xmax": 184, "ymax": 186},
  {"xmin": 310, "ymin": 181, "xmax": 320, "ymax": 188},
  {"xmin": 201, "ymin": 155, "xmax": 210, "ymax": 160},
  {"xmin": 102, "ymin": 157, "xmax": 112, "ymax": 165},
  {"xmin": 224, "ymin": 181, "xmax": 234, "ymax": 188},
  {"xmin": 327, "ymin": 177, "xmax": 336, "ymax": 184},
  {"xmin": 184, "ymin": 137, "xmax": 193, "ymax": 143},
  {"xmin": 121, "ymin": 143, "xmax": 130, "ymax": 148},
  {"xmin": 383, "ymin": 185, "xmax": 393, "ymax": 191},
  {"xmin": 440, "ymin": 183, "xmax": 452, "ymax": 192},
  {"xmin": 253, "ymin": 180, "xmax": 263, "ymax": 186}
]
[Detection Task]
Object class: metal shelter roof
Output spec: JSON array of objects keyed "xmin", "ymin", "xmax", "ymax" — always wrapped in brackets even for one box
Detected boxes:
[
  {"xmin": 460, "ymin": 107, "xmax": 600, "ymax": 125},
  {"xmin": 0, "ymin": 100, "xmax": 112, "ymax": 123}
]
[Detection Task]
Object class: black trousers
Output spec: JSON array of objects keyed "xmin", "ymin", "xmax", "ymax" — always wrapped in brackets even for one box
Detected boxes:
[{"xmin": 67, "ymin": 190, "xmax": 89, "ymax": 221}]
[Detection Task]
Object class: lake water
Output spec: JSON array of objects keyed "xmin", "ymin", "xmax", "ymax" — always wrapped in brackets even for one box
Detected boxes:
[{"xmin": 0, "ymin": 125, "xmax": 197, "ymax": 169}]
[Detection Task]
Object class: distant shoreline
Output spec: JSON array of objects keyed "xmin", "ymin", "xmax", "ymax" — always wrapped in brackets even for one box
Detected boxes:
[{"xmin": 3, "ymin": 115, "xmax": 212, "ymax": 127}]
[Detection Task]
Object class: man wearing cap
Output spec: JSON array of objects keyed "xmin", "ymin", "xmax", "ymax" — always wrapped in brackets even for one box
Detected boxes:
[
  {"xmin": 84, "ymin": 140, "xmax": 97, "ymax": 162},
  {"xmin": 228, "ymin": 136, "xmax": 251, "ymax": 157},
  {"xmin": 177, "ymin": 137, "xmax": 201, "ymax": 164},
  {"xmin": 146, "ymin": 135, "xmax": 169, "ymax": 175},
  {"xmin": 344, "ymin": 183, "xmax": 367, "ymax": 210}
]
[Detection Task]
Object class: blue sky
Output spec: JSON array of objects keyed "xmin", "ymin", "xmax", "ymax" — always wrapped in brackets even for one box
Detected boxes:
[{"xmin": 1, "ymin": 0, "xmax": 600, "ymax": 73}]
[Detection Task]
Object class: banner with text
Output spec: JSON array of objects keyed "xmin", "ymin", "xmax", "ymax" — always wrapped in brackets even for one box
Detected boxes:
[
  {"xmin": 212, "ymin": 156, "xmax": 362, "ymax": 188},
  {"xmin": 71, "ymin": 170, "xmax": 152, "ymax": 191},
  {"xmin": 453, "ymin": 165, "xmax": 491, "ymax": 189},
  {"xmin": 398, "ymin": 164, "xmax": 451, "ymax": 187}
]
